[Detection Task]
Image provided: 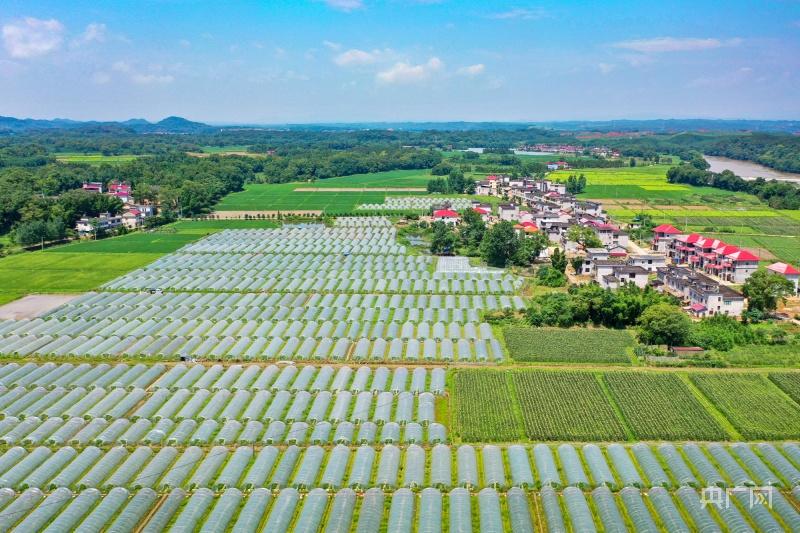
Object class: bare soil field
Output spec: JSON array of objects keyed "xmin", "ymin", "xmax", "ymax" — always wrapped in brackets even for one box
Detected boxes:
[{"xmin": 0, "ymin": 293, "xmax": 82, "ymax": 320}]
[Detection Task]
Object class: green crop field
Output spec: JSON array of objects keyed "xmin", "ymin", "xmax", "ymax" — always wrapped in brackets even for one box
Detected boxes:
[
  {"xmin": 0, "ymin": 220, "xmax": 272, "ymax": 302},
  {"xmin": 451, "ymin": 370, "xmax": 522, "ymax": 442},
  {"xmin": 511, "ymin": 370, "xmax": 628, "ymax": 441},
  {"xmin": 46, "ymin": 232, "xmax": 198, "ymax": 254},
  {"xmin": 503, "ymin": 327, "xmax": 633, "ymax": 364},
  {"xmin": 690, "ymin": 373, "xmax": 800, "ymax": 439},
  {"xmin": 604, "ymin": 373, "xmax": 728, "ymax": 440},
  {"xmin": 302, "ymin": 169, "xmax": 434, "ymax": 188},
  {"xmin": 215, "ymin": 183, "xmax": 420, "ymax": 212},
  {"xmin": 0, "ymin": 251, "xmax": 161, "ymax": 298},
  {"xmin": 54, "ymin": 153, "xmax": 142, "ymax": 164},
  {"xmin": 769, "ymin": 372, "xmax": 800, "ymax": 404}
]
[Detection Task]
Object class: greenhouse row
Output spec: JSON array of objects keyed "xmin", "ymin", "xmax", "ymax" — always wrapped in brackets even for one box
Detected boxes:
[
  {"xmin": 44, "ymin": 290, "xmax": 524, "ymax": 318},
  {"xmin": 0, "ymin": 363, "xmax": 447, "ymax": 396},
  {"xmin": 1, "ymin": 318, "xmax": 501, "ymax": 345},
  {"xmin": 0, "ymin": 387, "xmax": 441, "ymax": 427},
  {"xmin": 141, "ymin": 252, "xmax": 434, "ymax": 272},
  {"xmin": 333, "ymin": 216, "xmax": 393, "ymax": 227},
  {"xmin": 0, "ymin": 332, "xmax": 504, "ymax": 362},
  {"xmin": 357, "ymin": 197, "xmax": 475, "ymax": 210},
  {"xmin": 0, "ymin": 442, "xmax": 798, "ymax": 494},
  {"xmin": 103, "ymin": 271, "xmax": 519, "ymax": 294},
  {"xmin": 0, "ymin": 413, "xmax": 447, "ymax": 449},
  {"xmin": 0, "ymin": 484, "xmax": 797, "ymax": 533}
]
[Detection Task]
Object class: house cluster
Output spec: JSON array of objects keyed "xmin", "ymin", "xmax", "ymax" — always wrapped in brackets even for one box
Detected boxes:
[
  {"xmin": 78, "ymin": 181, "xmax": 155, "ymax": 236},
  {"xmin": 516, "ymin": 143, "xmax": 621, "ymax": 158}
]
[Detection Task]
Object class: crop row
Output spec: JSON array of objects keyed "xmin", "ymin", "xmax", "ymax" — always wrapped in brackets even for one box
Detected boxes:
[
  {"xmin": 0, "ymin": 442, "xmax": 798, "ymax": 495},
  {"xmin": 0, "ymin": 363, "xmax": 447, "ymax": 396}
]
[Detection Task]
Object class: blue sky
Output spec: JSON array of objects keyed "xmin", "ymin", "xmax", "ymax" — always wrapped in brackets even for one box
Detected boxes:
[{"xmin": 1, "ymin": 0, "xmax": 798, "ymax": 123}]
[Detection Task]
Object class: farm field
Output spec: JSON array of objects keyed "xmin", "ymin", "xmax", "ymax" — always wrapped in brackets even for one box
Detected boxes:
[
  {"xmin": 214, "ymin": 182, "xmax": 412, "ymax": 212},
  {"xmin": 452, "ymin": 368, "xmax": 800, "ymax": 442},
  {"xmin": 690, "ymin": 373, "xmax": 800, "ymax": 440},
  {"xmin": 54, "ymin": 152, "xmax": 142, "ymax": 164},
  {"xmin": 451, "ymin": 371, "xmax": 522, "ymax": 442},
  {"xmin": 503, "ymin": 326, "xmax": 633, "ymax": 364},
  {"xmin": 0, "ymin": 219, "xmax": 274, "ymax": 302},
  {"xmin": 770, "ymin": 372, "xmax": 800, "ymax": 404},
  {"xmin": 0, "ymin": 251, "xmax": 161, "ymax": 301},
  {"xmin": 511, "ymin": 370, "xmax": 628, "ymax": 441},
  {"xmin": 710, "ymin": 343, "xmax": 800, "ymax": 368},
  {"xmin": 603, "ymin": 372, "xmax": 728, "ymax": 440},
  {"xmin": 298, "ymin": 169, "xmax": 434, "ymax": 188}
]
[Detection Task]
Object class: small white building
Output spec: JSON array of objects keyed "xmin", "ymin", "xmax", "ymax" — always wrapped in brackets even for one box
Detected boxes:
[
  {"xmin": 596, "ymin": 264, "xmax": 650, "ymax": 289},
  {"xmin": 76, "ymin": 212, "xmax": 123, "ymax": 236},
  {"xmin": 498, "ymin": 203, "xmax": 519, "ymax": 221},
  {"xmin": 628, "ymin": 254, "xmax": 666, "ymax": 273}
]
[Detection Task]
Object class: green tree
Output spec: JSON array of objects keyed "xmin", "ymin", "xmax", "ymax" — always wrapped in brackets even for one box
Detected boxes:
[
  {"xmin": 566, "ymin": 225, "xmax": 602, "ymax": 249},
  {"xmin": 459, "ymin": 208, "xmax": 486, "ymax": 251},
  {"xmin": 570, "ymin": 256, "xmax": 584, "ymax": 275},
  {"xmin": 13, "ymin": 218, "xmax": 66, "ymax": 248},
  {"xmin": 511, "ymin": 231, "xmax": 548, "ymax": 266},
  {"xmin": 480, "ymin": 221, "xmax": 519, "ymax": 267},
  {"xmin": 429, "ymin": 221, "xmax": 457, "ymax": 255},
  {"xmin": 550, "ymin": 247, "xmax": 567, "ymax": 273},
  {"xmin": 637, "ymin": 303, "xmax": 692, "ymax": 347},
  {"xmin": 742, "ymin": 269, "xmax": 795, "ymax": 312}
]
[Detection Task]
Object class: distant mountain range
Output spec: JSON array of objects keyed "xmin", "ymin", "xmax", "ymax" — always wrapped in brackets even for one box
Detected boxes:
[
  {"xmin": 0, "ymin": 116, "xmax": 798, "ymax": 134},
  {"xmin": 0, "ymin": 115, "xmax": 214, "ymax": 134}
]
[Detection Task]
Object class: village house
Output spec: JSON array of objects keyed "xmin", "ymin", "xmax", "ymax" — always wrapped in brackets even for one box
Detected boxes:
[
  {"xmin": 575, "ymin": 200, "xmax": 603, "ymax": 218},
  {"xmin": 627, "ymin": 254, "xmax": 667, "ymax": 273},
  {"xmin": 108, "ymin": 181, "xmax": 133, "ymax": 204},
  {"xmin": 767, "ymin": 262, "xmax": 800, "ymax": 295},
  {"xmin": 82, "ymin": 182, "xmax": 103, "ymax": 193},
  {"xmin": 594, "ymin": 262, "xmax": 650, "ymax": 289},
  {"xmin": 513, "ymin": 221, "xmax": 539, "ymax": 237},
  {"xmin": 651, "ymin": 223, "xmax": 682, "ymax": 253},
  {"xmin": 656, "ymin": 265, "xmax": 746, "ymax": 317},
  {"xmin": 471, "ymin": 204, "xmax": 492, "ymax": 222},
  {"xmin": 121, "ymin": 204, "xmax": 155, "ymax": 229},
  {"xmin": 432, "ymin": 209, "xmax": 460, "ymax": 225},
  {"xmin": 498, "ymin": 203, "xmax": 519, "ymax": 221},
  {"xmin": 589, "ymin": 221, "xmax": 629, "ymax": 248},
  {"xmin": 668, "ymin": 233, "xmax": 759, "ymax": 284},
  {"xmin": 76, "ymin": 212, "xmax": 123, "ymax": 236},
  {"xmin": 581, "ymin": 248, "xmax": 609, "ymax": 275},
  {"xmin": 475, "ymin": 181, "xmax": 492, "ymax": 196}
]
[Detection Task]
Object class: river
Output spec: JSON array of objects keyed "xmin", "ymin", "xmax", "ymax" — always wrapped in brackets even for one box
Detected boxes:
[{"xmin": 704, "ymin": 155, "xmax": 800, "ymax": 183}]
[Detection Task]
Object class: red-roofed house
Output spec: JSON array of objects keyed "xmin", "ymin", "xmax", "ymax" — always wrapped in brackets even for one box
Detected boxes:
[
  {"xmin": 768, "ymin": 263, "xmax": 800, "ymax": 294},
  {"xmin": 108, "ymin": 181, "xmax": 133, "ymax": 204},
  {"xmin": 432, "ymin": 209, "xmax": 459, "ymax": 225},
  {"xmin": 513, "ymin": 221, "xmax": 539, "ymax": 237},
  {"xmin": 472, "ymin": 206, "xmax": 491, "ymax": 222},
  {"xmin": 82, "ymin": 182, "xmax": 103, "ymax": 193},
  {"xmin": 723, "ymin": 250, "xmax": 759, "ymax": 283},
  {"xmin": 652, "ymin": 224, "xmax": 681, "ymax": 252}
]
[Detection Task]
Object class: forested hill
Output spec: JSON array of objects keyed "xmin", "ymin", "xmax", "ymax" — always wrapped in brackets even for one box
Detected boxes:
[{"xmin": 0, "ymin": 116, "xmax": 213, "ymax": 134}]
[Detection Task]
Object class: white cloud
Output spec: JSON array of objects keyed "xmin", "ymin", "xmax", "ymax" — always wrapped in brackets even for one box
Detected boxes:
[
  {"xmin": 2, "ymin": 17, "xmax": 64, "ymax": 58},
  {"xmin": 377, "ymin": 57, "xmax": 443, "ymax": 84},
  {"xmin": 81, "ymin": 23, "xmax": 106, "ymax": 43},
  {"xmin": 179, "ymin": 39, "xmax": 191, "ymax": 49},
  {"xmin": 323, "ymin": 40, "xmax": 342, "ymax": 51},
  {"xmin": 489, "ymin": 8, "xmax": 547, "ymax": 20},
  {"xmin": 612, "ymin": 37, "xmax": 741, "ymax": 53},
  {"xmin": 112, "ymin": 60, "xmax": 175, "ymax": 84},
  {"xmin": 334, "ymin": 48, "xmax": 383, "ymax": 66},
  {"xmin": 92, "ymin": 71, "xmax": 111, "ymax": 84},
  {"xmin": 597, "ymin": 62, "xmax": 615, "ymax": 74},
  {"xmin": 321, "ymin": 0, "xmax": 364, "ymax": 11},
  {"xmin": 457, "ymin": 63, "xmax": 485, "ymax": 76}
]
